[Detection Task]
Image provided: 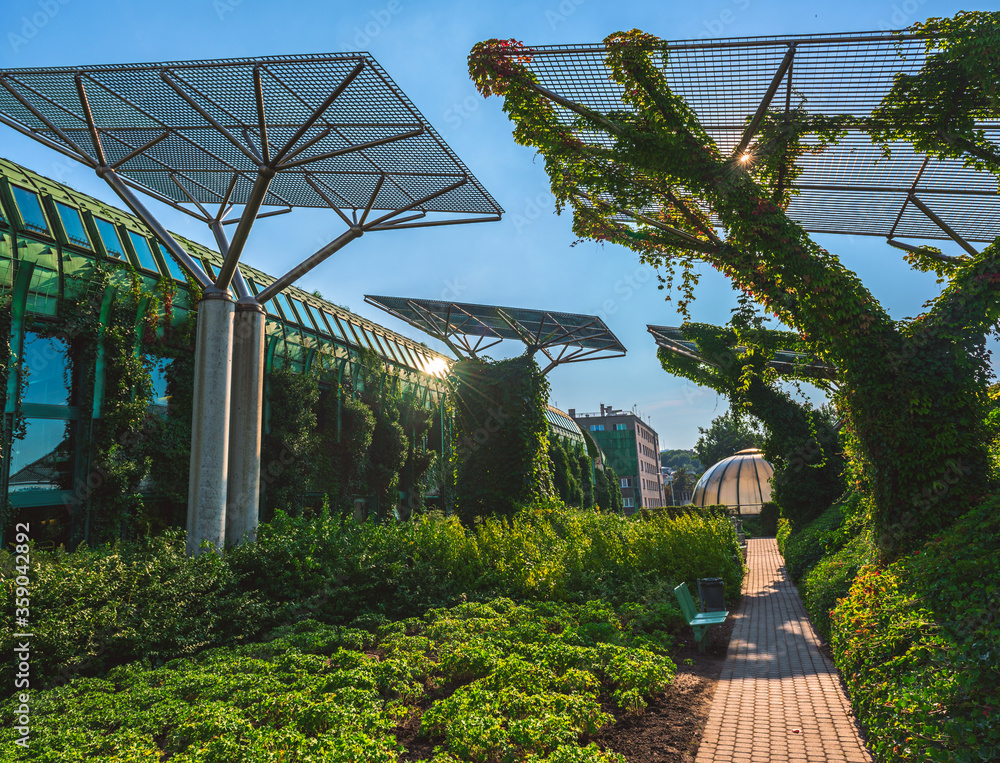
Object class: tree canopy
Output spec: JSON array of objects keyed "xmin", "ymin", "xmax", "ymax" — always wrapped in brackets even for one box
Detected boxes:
[{"xmin": 470, "ymin": 11, "xmax": 1000, "ymax": 556}]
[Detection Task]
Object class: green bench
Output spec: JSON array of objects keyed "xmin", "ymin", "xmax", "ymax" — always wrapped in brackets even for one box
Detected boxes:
[{"xmin": 674, "ymin": 582, "xmax": 729, "ymax": 653}]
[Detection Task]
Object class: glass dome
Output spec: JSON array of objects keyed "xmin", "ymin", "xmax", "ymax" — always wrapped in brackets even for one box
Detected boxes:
[{"xmin": 690, "ymin": 448, "xmax": 773, "ymax": 514}]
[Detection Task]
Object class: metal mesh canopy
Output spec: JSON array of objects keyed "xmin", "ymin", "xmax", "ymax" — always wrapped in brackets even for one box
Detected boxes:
[
  {"xmin": 366, "ymin": 294, "xmax": 626, "ymax": 372},
  {"xmin": 647, "ymin": 325, "xmax": 836, "ymax": 380},
  {"xmin": 0, "ymin": 53, "xmax": 502, "ymax": 218},
  {"xmin": 508, "ymin": 31, "xmax": 999, "ymax": 243}
]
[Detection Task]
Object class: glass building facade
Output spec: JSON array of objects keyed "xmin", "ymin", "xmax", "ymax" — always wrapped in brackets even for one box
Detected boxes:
[{"xmin": 0, "ymin": 157, "xmax": 451, "ymax": 541}]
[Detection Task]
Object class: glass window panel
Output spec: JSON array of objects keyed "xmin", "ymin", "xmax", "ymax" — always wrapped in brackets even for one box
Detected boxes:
[
  {"xmin": 396, "ymin": 344, "xmax": 418, "ymax": 367},
  {"xmin": 8, "ymin": 418, "xmax": 75, "ymax": 493},
  {"xmin": 54, "ymin": 202, "xmax": 91, "ymax": 248},
  {"xmin": 10, "ymin": 186, "xmax": 49, "ymax": 234},
  {"xmin": 380, "ymin": 337, "xmax": 403, "ymax": 364},
  {"xmin": 272, "ymin": 292, "xmax": 295, "ymax": 322},
  {"xmin": 126, "ymin": 231, "xmax": 161, "ymax": 274},
  {"xmin": 321, "ymin": 311, "xmax": 347, "ymax": 341},
  {"xmin": 152, "ymin": 241, "xmax": 186, "ymax": 282},
  {"xmin": 288, "ymin": 297, "xmax": 317, "ymax": 332},
  {"xmin": 93, "ymin": 218, "xmax": 126, "ymax": 259},
  {"xmin": 246, "ymin": 278, "xmax": 277, "ymax": 316},
  {"xmin": 356, "ymin": 324, "xmax": 379, "ymax": 352},
  {"xmin": 21, "ymin": 334, "xmax": 71, "ymax": 405},
  {"xmin": 304, "ymin": 304, "xmax": 330, "ymax": 336},
  {"xmin": 352, "ymin": 324, "xmax": 374, "ymax": 352},
  {"xmin": 149, "ymin": 357, "xmax": 172, "ymax": 408},
  {"xmin": 367, "ymin": 331, "xmax": 387, "ymax": 355}
]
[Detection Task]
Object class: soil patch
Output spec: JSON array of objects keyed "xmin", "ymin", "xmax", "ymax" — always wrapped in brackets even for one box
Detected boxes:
[
  {"xmin": 593, "ymin": 617, "xmax": 735, "ymax": 763},
  {"xmin": 396, "ymin": 617, "xmax": 735, "ymax": 762}
]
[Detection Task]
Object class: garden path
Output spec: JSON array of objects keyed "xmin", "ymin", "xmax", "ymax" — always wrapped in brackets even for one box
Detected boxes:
[{"xmin": 693, "ymin": 537, "xmax": 872, "ymax": 762}]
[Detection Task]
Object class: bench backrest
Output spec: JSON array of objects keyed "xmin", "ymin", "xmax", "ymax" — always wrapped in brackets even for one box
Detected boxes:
[{"xmin": 673, "ymin": 582, "xmax": 699, "ymax": 623}]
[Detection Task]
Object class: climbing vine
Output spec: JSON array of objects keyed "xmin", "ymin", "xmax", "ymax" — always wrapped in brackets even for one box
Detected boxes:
[
  {"xmin": 449, "ymin": 354, "xmax": 554, "ymax": 523},
  {"xmin": 657, "ymin": 323, "xmax": 845, "ymax": 526}
]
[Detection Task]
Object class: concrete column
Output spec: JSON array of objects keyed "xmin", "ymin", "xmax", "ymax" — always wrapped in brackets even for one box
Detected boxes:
[
  {"xmin": 226, "ymin": 299, "xmax": 265, "ymax": 547},
  {"xmin": 186, "ymin": 290, "xmax": 235, "ymax": 555}
]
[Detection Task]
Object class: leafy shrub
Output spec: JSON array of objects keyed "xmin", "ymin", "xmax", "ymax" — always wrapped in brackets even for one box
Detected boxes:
[
  {"xmin": 2, "ymin": 502, "xmax": 740, "ymax": 695},
  {"xmin": 0, "ymin": 598, "xmax": 667, "ymax": 762},
  {"xmin": 0, "ymin": 529, "xmax": 268, "ymax": 694},
  {"xmin": 759, "ymin": 501, "xmax": 779, "ymax": 536},
  {"xmin": 799, "ymin": 536, "xmax": 871, "ymax": 641},
  {"xmin": 831, "ymin": 496, "xmax": 1000, "ymax": 762},
  {"xmin": 779, "ymin": 491, "xmax": 864, "ymax": 582}
]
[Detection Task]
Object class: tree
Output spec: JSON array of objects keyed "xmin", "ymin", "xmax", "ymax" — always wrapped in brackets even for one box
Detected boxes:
[
  {"xmin": 694, "ymin": 410, "xmax": 763, "ymax": 470},
  {"xmin": 659, "ymin": 449, "xmax": 702, "ymax": 474},
  {"xmin": 469, "ymin": 12, "xmax": 1000, "ymax": 556}
]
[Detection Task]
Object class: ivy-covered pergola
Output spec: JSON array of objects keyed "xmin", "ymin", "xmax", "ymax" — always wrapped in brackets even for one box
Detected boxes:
[
  {"xmin": 505, "ymin": 30, "xmax": 997, "ymax": 251},
  {"xmin": 0, "ymin": 53, "xmax": 502, "ymax": 553},
  {"xmin": 469, "ymin": 12, "xmax": 1000, "ymax": 555}
]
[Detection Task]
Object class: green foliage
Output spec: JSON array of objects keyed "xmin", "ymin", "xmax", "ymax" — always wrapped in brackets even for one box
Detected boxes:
[
  {"xmin": 800, "ymin": 536, "xmax": 870, "ymax": 642},
  {"xmin": 261, "ymin": 367, "xmax": 322, "ymax": 516},
  {"xmin": 779, "ymin": 492, "xmax": 865, "ymax": 582},
  {"xmin": 831, "ymin": 496, "xmax": 1000, "ymax": 762},
  {"xmin": 451, "ymin": 355, "xmax": 554, "ymax": 521},
  {"xmin": 659, "ymin": 448, "xmax": 702, "ymax": 473},
  {"xmin": 0, "ymin": 598, "xmax": 675, "ymax": 761},
  {"xmin": 2, "ymin": 503, "xmax": 741, "ymax": 694},
  {"xmin": 694, "ymin": 410, "xmax": 763, "ymax": 468},
  {"xmin": 469, "ymin": 14, "xmax": 1000, "ymax": 557},
  {"xmin": 550, "ymin": 437, "xmax": 588, "ymax": 507},
  {"xmin": 597, "ymin": 467, "xmax": 624, "ymax": 514},
  {"xmin": 314, "ymin": 384, "xmax": 375, "ymax": 516},
  {"xmin": 358, "ymin": 361, "xmax": 410, "ymax": 521},
  {"xmin": 397, "ymin": 388, "xmax": 438, "ymax": 518},
  {"xmin": 0, "ymin": 530, "xmax": 269, "ymax": 693},
  {"xmin": 758, "ymin": 501, "xmax": 779, "ymax": 536}
]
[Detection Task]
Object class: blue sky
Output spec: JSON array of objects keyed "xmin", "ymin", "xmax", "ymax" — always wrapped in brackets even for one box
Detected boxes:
[{"xmin": 0, "ymin": 0, "xmax": 985, "ymax": 450}]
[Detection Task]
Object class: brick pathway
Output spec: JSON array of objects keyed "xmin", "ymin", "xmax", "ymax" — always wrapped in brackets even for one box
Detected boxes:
[{"xmin": 694, "ymin": 538, "xmax": 872, "ymax": 763}]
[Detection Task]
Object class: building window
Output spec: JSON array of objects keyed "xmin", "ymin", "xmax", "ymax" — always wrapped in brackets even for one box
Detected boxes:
[
  {"xmin": 21, "ymin": 334, "xmax": 72, "ymax": 405},
  {"xmin": 93, "ymin": 218, "xmax": 126, "ymax": 259},
  {"xmin": 623, "ymin": 497, "xmax": 634, "ymax": 508},
  {"xmin": 55, "ymin": 202, "xmax": 91, "ymax": 248},
  {"xmin": 126, "ymin": 231, "xmax": 161, "ymax": 274},
  {"xmin": 615, "ymin": 423, "xmax": 626, "ymax": 430},
  {"xmin": 9, "ymin": 418, "xmax": 75, "ymax": 493},
  {"xmin": 10, "ymin": 186, "xmax": 50, "ymax": 235},
  {"xmin": 152, "ymin": 241, "xmax": 187, "ymax": 282},
  {"xmin": 590, "ymin": 424, "xmax": 604, "ymax": 431},
  {"xmin": 620, "ymin": 477, "xmax": 630, "ymax": 488}
]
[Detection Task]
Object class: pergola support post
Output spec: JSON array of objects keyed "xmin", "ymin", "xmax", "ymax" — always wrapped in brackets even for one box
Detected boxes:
[
  {"xmin": 226, "ymin": 300, "xmax": 266, "ymax": 547},
  {"xmin": 186, "ymin": 290, "xmax": 235, "ymax": 555}
]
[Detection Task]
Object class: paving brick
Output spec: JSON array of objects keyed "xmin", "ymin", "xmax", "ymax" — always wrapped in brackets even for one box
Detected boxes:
[{"xmin": 693, "ymin": 538, "xmax": 872, "ymax": 762}]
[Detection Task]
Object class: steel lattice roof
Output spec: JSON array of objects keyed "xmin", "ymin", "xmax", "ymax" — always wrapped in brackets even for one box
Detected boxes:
[
  {"xmin": 366, "ymin": 295, "xmax": 627, "ymax": 372},
  {"xmin": 0, "ymin": 53, "xmax": 502, "ymax": 218},
  {"xmin": 507, "ymin": 31, "xmax": 999, "ymax": 243}
]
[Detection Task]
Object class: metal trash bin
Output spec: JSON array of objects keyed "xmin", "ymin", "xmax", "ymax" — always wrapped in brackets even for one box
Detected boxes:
[{"xmin": 698, "ymin": 577, "xmax": 726, "ymax": 612}]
